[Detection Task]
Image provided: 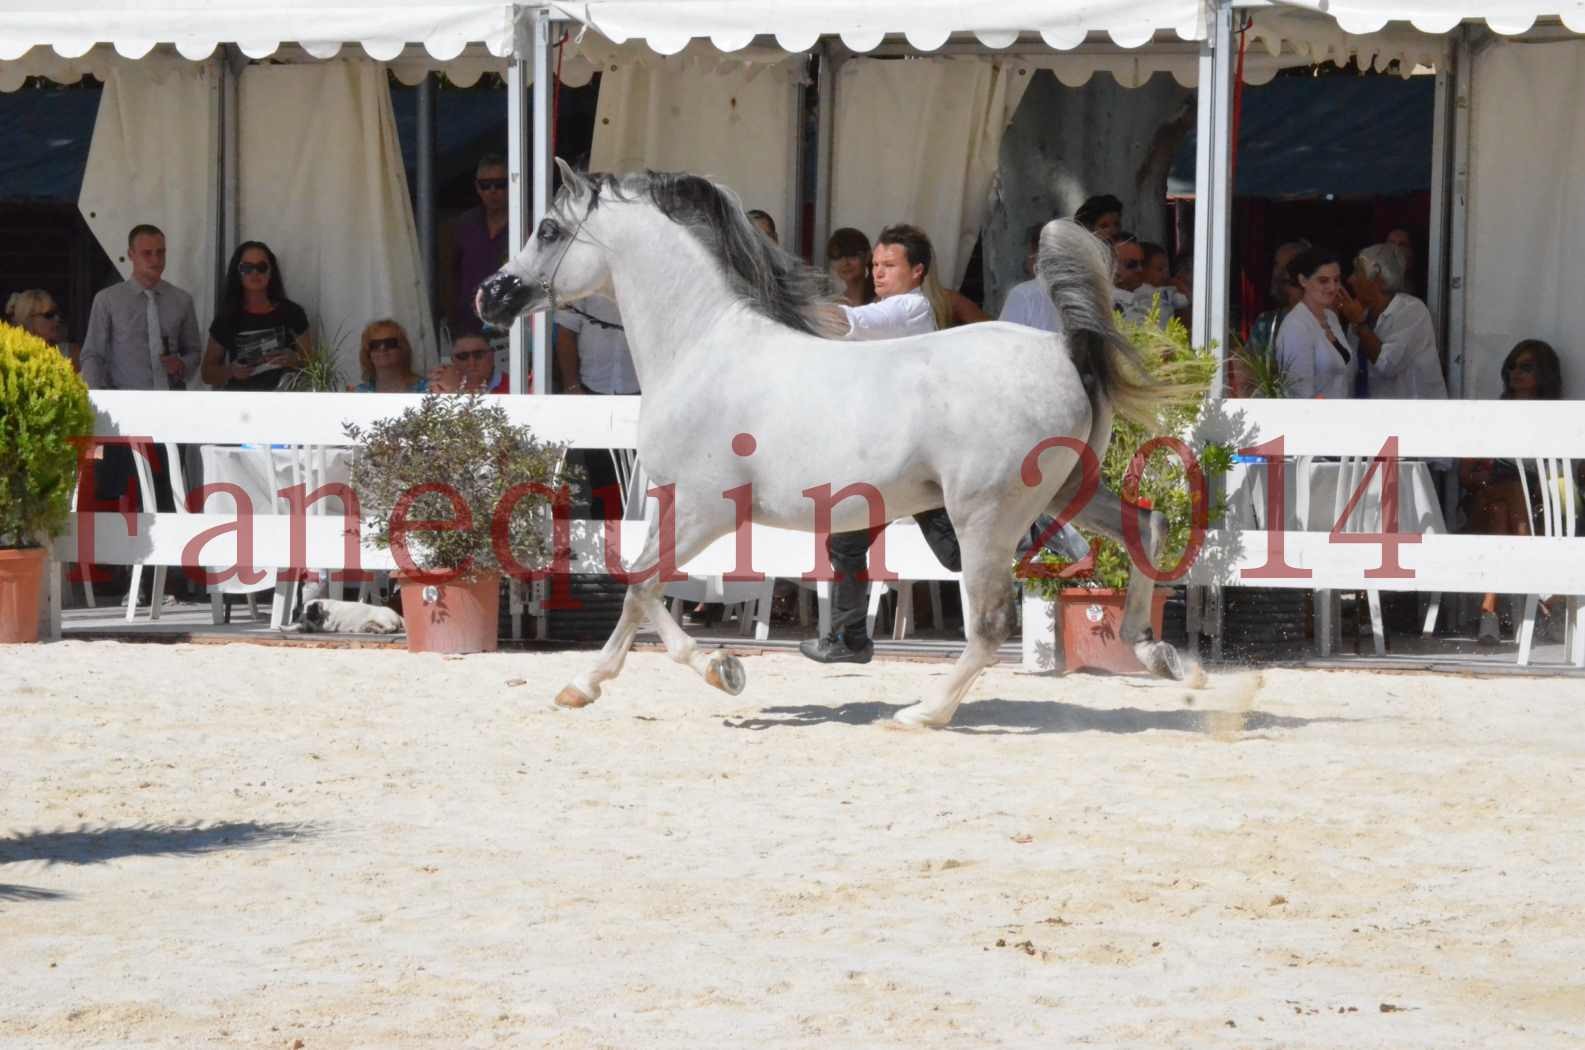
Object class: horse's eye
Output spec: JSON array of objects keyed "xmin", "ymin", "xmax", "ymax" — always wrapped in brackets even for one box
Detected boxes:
[{"xmin": 537, "ymin": 218, "xmax": 561, "ymax": 243}]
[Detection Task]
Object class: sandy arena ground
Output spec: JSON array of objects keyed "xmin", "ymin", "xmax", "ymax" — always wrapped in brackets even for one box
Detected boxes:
[{"xmin": 2, "ymin": 639, "xmax": 1583, "ymax": 1048}]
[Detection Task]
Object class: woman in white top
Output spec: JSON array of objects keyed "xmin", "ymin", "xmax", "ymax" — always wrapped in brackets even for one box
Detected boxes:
[{"xmin": 1274, "ymin": 248, "xmax": 1354, "ymax": 399}]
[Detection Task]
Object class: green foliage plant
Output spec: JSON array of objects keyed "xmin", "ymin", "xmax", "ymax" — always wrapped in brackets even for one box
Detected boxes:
[
  {"xmin": 1021, "ymin": 304, "xmax": 1231, "ymax": 596},
  {"xmin": 344, "ymin": 394, "xmax": 572, "ymax": 579},
  {"xmin": 0, "ymin": 323, "xmax": 94, "ymax": 548},
  {"xmin": 280, "ymin": 338, "xmax": 348, "ymax": 393}
]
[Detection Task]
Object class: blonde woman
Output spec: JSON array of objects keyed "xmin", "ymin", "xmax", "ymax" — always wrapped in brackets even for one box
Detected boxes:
[
  {"xmin": 5, "ymin": 289, "xmax": 79, "ymax": 370},
  {"xmin": 353, "ymin": 319, "xmax": 428, "ymax": 392}
]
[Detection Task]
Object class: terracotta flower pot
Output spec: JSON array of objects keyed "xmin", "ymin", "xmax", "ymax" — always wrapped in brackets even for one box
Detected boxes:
[
  {"xmin": 1057, "ymin": 587, "xmax": 1169, "ymax": 674},
  {"xmin": 0, "ymin": 547, "xmax": 48, "ymax": 644},
  {"xmin": 396, "ymin": 571, "xmax": 501, "ymax": 654}
]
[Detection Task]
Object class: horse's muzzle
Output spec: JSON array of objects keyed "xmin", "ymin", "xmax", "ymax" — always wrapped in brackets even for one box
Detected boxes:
[{"xmin": 475, "ymin": 272, "xmax": 540, "ymax": 326}]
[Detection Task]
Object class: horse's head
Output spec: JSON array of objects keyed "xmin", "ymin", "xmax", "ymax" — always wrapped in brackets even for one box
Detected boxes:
[{"xmin": 476, "ymin": 158, "xmax": 611, "ymax": 327}]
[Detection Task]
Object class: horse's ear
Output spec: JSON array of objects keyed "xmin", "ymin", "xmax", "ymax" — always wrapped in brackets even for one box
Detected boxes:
[{"xmin": 555, "ymin": 156, "xmax": 590, "ymax": 200}]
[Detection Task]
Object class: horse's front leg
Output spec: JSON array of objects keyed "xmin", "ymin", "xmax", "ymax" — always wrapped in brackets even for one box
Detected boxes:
[
  {"xmin": 1071, "ymin": 484, "xmax": 1188, "ymax": 681},
  {"xmin": 555, "ymin": 510, "xmax": 741, "ymax": 709}
]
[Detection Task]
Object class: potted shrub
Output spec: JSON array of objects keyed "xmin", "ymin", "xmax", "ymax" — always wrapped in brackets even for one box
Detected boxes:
[
  {"xmin": 1020, "ymin": 307, "xmax": 1231, "ymax": 673},
  {"xmin": 345, "ymin": 394, "xmax": 569, "ymax": 654},
  {"xmin": 0, "ymin": 322, "xmax": 94, "ymax": 643}
]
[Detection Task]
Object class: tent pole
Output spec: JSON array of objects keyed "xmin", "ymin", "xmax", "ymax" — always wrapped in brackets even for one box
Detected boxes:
[
  {"xmin": 416, "ymin": 73, "xmax": 437, "ymax": 327},
  {"xmin": 530, "ymin": 10, "xmax": 554, "ymax": 395},
  {"xmin": 812, "ymin": 41, "xmax": 838, "ymax": 266},
  {"xmin": 1191, "ymin": 0, "xmax": 1236, "ymax": 389},
  {"xmin": 507, "ymin": 11, "xmax": 532, "ymax": 395}
]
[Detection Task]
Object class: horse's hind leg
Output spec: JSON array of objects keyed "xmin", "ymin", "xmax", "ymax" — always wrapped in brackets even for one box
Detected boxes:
[
  {"xmin": 1070, "ymin": 484, "xmax": 1189, "ymax": 681},
  {"xmin": 555, "ymin": 517, "xmax": 744, "ymax": 708},
  {"xmin": 895, "ymin": 512, "xmax": 1021, "ymax": 728}
]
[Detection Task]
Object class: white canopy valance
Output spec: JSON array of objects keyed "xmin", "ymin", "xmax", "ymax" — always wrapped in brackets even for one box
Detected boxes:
[{"xmin": 0, "ymin": 1, "xmax": 517, "ymax": 63}]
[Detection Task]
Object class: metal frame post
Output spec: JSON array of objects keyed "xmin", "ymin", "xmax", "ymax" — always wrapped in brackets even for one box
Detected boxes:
[
  {"xmin": 1425, "ymin": 41, "xmax": 1454, "ymax": 348},
  {"xmin": 507, "ymin": 14, "xmax": 532, "ymax": 394},
  {"xmin": 1191, "ymin": 0, "xmax": 1236, "ymax": 386},
  {"xmin": 530, "ymin": 10, "xmax": 554, "ymax": 395},
  {"xmin": 812, "ymin": 41, "xmax": 839, "ymax": 266}
]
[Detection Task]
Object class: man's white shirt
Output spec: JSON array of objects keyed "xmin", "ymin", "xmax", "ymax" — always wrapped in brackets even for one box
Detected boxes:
[
  {"xmin": 999, "ymin": 278, "xmax": 1063, "ymax": 333},
  {"xmin": 842, "ymin": 289, "xmax": 936, "ymax": 339},
  {"xmin": 1365, "ymin": 293, "xmax": 1447, "ymax": 399}
]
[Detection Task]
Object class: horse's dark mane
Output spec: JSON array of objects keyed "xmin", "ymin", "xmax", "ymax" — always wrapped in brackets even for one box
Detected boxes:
[{"xmin": 583, "ymin": 170, "xmax": 842, "ymax": 338}]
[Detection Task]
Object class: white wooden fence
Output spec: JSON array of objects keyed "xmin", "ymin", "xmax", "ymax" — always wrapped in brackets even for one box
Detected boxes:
[{"xmin": 49, "ymin": 392, "xmax": 1585, "ymax": 668}]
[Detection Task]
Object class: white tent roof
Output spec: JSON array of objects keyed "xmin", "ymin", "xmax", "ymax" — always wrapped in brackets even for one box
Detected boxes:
[
  {"xmin": 0, "ymin": 1, "xmax": 516, "ymax": 62},
  {"xmin": 545, "ymin": 1, "xmax": 1204, "ymax": 52}
]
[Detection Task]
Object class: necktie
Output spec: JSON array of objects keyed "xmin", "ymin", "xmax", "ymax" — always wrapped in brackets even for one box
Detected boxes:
[{"xmin": 144, "ymin": 288, "xmax": 166, "ymax": 388}]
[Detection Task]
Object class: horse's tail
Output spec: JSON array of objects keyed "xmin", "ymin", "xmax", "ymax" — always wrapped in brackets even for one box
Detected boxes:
[{"xmin": 1036, "ymin": 218, "xmax": 1159, "ymax": 429}]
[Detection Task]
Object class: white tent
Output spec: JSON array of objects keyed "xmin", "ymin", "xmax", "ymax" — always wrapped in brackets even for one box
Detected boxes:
[{"xmin": 4, "ymin": 0, "xmax": 1585, "ymax": 395}]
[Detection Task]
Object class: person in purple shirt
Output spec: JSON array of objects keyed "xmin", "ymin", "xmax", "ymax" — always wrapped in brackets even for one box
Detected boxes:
[{"xmin": 445, "ymin": 154, "xmax": 511, "ymax": 337}]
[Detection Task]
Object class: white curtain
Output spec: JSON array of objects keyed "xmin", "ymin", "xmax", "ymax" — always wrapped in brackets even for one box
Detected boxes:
[
  {"xmin": 79, "ymin": 60, "xmax": 220, "ymax": 371},
  {"xmin": 1466, "ymin": 39, "xmax": 1585, "ymax": 399},
  {"xmin": 830, "ymin": 56, "xmax": 1028, "ymax": 287},
  {"xmin": 590, "ymin": 60, "xmax": 799, "ymax": 241},
  {"xmin": 238, "ymin": 60, "xmax": 435, "ymax": 382}
]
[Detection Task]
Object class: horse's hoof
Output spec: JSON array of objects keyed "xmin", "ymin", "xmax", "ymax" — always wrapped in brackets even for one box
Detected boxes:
[
  {"xmin": 705, "ymin": 654, "xmax": 746, "ymax": 696},
  {"xmin": 893, "ymin": 703, "xmax": 950, "ymax": 729},
  {"xmin": 555, "ymin": 685, "xmax": 596, "ymax": 709},
  {"xmin": 1137, "ymin": 641, "xmax": 1185, "ymax": 681}
]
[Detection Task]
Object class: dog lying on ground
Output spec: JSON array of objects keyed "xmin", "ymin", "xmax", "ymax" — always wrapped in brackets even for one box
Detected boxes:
[{"xmin": 295, "ymin": 598, "xmax": 404, "ymax": 634}]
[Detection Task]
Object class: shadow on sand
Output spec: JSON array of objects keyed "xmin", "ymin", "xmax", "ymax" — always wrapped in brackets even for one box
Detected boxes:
[
  {"xmin": 0, "ymin": 821, "xmax": 321, "ymax": 867},
  {"xmin": 0, "ymin": 883, "xmax": 71, "ymax": 903},
  {"xmin": 724, "ymin": 697, "xmax": 1352, "ymax": 736}
]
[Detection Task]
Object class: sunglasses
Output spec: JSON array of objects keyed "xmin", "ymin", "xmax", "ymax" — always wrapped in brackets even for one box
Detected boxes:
[
  {"xmin": 1511, "ymin": 360, "xmax": 1538, "ymax": 375},
  {"xmin": 367, "ymin": 337, "xmax": 402, "ymax": 352},
  {"xmin": 452, "ymin": 349, "xmax": 491, "ymax": 362},
  {"xmin": 39, "ymin": 309, "xmax": 61, "ymax": 320},
  {"xmin": 476, "ymin": 178, "xmax": 508, "ymax": 191},
  {"xmin": 1121, "ymin": 260, "xmax": 1143, "ymax": 270},
  {"xmin": 239, "ymin": 262, "xmax": 271, "ymax": 275}
]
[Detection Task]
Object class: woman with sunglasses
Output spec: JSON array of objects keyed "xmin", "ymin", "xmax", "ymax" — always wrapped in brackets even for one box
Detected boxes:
[
  {"xmin": 201, "ymin": 241, "xmax": 310, "ymax": 391},
  {"xmin": 354, "ymin": 320, "xmax": 427, "ymax": 393},
  {"xmin": 5, "ymin": 289, "xmax": 79, "ymax": 370},
  {"xmin": 1460, "ymin": 339, "xmax": 1568, "ymax": 642}
]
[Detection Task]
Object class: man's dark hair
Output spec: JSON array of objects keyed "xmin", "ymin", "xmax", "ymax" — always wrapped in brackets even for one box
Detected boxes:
[
  {"xmin": 475, "ymin": 153, "xmax": 507, "ymax": 175},
  {"xmin": 875, "ymin": 223, "xmax": 933, "ymax": 274},
  {"xmin": 127, "ymin": 223, "xmax": 164, "ymax": 249},
  {"xmin": 1074, "ymin": 194, "xmax": 1123, "ymax": 231},
  {"xmin": 1141, "ymin": 242, "xmax": 1169, "ymax": 268}
]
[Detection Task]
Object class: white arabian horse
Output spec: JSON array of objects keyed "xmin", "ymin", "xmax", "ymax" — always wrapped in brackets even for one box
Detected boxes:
[{"xmin": 478, "ymin": 162, "xmax": 1187, "ymax": 727}]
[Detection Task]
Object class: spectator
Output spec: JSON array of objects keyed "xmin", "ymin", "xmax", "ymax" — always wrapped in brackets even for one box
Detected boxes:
[
  {"xmin": 746, "ymin": 210, "xmax": 779, "ymax": 244},
  {"xmin": 445, "ymin": 154, "xmax": 511, "ymax": 337},
  {"xmin": 998, "ymin": 224, "xmax": 1062, "ymax": 332},
  {"xmin": 353, "ymin": 320, "xmax": 427, "ymax": 393},
  {"xmin": 1074, "ymin": 194, "xmax": 1124, "ymax": 243},
  {"xmin": 923, "ymin": 266, "xmax": 990, "ymax": 328},
  {"xmin": 79, "ymin": 223, "xmax": 202, "ymax": 524},
  {"xmin": 1386, "ymin": 227, "xmax": 1418, "ymax": 295},
  {"xmin": 80, "ymin": 223, "xmax": 200, "ymax": 391},
  {"xmin": 428, "ymin": 333, "xmax": 508, "ymax": 394},
  {"xmin": 1460, "ymin": 339, "xmax": 1564, "ymax": 642},
  {"xmin": 1249, "ymin": 240, "xmax": 1309, "ymax": 356},
  {"xmin": 826, "ymin": 227, "xmax": 874, "ymax": 307},
  {"xmin": 201, "ymin": 241, "xmax": 310, "ymax": 391},
  {"xmin": 1137, "ymin": 241, "xmax": 1186, "ymax": 327},
  {"xmin": 5, "ymin": 289, "xmax": 78, "ymax": 370},
  {"xmin": 1110, "ymin": 233, "xmax": 1149, "ymax": 322},
  {"xmin": 554, "ymin": 294, "xmax": 638, "ymax": 396},
  {"xmin": 1274, "ymin": 247, "xmax": 1353, "ymax": 399},
  {"xmin": 1334, "ymin": 243, "xmax": 1447, "ymax": 400}
]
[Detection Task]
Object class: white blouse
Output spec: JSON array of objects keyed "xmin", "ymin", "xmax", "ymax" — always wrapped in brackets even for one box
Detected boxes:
[{"xmin": 1275, "ymin": 304, "xmax": 1354, "ymax": 399}]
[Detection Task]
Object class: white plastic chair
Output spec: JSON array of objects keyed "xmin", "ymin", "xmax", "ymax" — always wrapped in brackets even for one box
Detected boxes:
[{"xmin": 1516, "ymin": 457, "xmax": 1581, "ymax": 667}]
